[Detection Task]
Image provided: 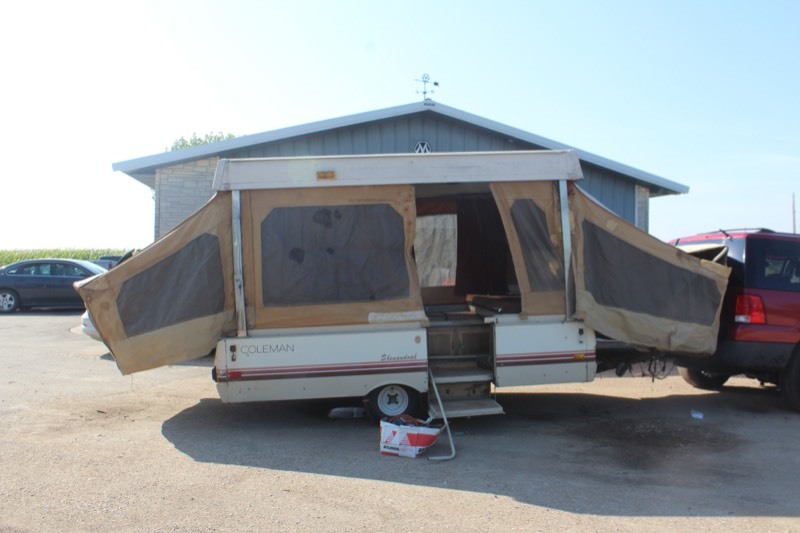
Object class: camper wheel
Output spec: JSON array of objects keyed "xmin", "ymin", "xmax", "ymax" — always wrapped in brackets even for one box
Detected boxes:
[{"xmin": 367, "ymin": 384, "xmax": 420, "ymax": 420}]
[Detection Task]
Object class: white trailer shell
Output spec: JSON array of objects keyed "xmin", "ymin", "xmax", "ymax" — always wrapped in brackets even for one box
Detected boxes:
[{"xmin": 212, "ymin": 150, "xmax": 595, "ymax": 419}]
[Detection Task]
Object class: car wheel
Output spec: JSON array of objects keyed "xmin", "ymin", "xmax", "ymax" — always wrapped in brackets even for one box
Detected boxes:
[
  {"xmin": 0, "ymin": 289, "xmax": 20, "ymax": 313},
  {"xmin": 678, "ymin": 366, "xmax": 730, "ymax": 389},
  {"xmin": 780, "ymin": 348, "xmax": 800, "ymax": 412},
  {"xmin": 366, "ymin": 384, "xmax": 420, "ymax": 420}
]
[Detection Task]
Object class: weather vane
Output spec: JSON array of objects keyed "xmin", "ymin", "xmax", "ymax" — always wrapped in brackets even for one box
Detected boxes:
[{"xmin": 415, "ymin": 73, "xmax": 439, "ymax": 101}]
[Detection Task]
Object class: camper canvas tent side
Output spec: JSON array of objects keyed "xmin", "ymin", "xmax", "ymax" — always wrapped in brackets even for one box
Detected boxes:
[{"xmin": 77, "ymin": 151, "xmax": 730, "ymax": 421}]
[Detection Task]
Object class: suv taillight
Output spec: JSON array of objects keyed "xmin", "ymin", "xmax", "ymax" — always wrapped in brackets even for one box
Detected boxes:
[{"xmin": 735, "ymin": 294, "xmax": 766, "ymax": 324}]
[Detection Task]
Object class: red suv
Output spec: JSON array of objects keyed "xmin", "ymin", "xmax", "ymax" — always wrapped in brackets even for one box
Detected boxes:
[{"xmin": 671, "ymin": 229, "xmax": 800, "ymax": 411}]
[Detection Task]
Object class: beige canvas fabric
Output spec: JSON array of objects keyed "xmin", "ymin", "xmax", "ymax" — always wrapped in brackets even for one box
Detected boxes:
[
  {"xmin": 76, "ymin": 173, "xmax": 730, "ymax": 377},
  {"xmin": 76, "ymin": 193, "xmax": 236, "ymax": 374},
  {"xmin": 241, "ymin": 185, "xmax": 425, "ymax": 329},
  {"xmin": 490, "ymin": 181, "xmax": 566, "ymax": 316},
  {"xmin": 570, "ymin": 186, "xmax": 730, "ymax": 353}
]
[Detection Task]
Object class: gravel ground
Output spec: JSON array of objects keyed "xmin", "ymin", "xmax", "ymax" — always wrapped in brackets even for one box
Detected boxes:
[{"xmin": 1, "ymin": 311, "xmax": 798, "ymax": 532}]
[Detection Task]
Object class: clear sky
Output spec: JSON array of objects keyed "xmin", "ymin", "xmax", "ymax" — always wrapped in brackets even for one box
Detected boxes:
[{"xmin": 1, "ymin": 0, "xmax": 797, "ymax": 249}]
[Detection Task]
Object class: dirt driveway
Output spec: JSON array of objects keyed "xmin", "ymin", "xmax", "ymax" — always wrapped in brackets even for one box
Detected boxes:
[{"xmin": 1, "ymin": 312, "xmax": 798, "ymax": 532}]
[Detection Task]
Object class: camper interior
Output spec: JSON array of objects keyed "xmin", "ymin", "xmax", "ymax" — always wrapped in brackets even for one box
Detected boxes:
[{"xmin": 414, "ymin": 184, "xmax": 521, "ymax": 417}]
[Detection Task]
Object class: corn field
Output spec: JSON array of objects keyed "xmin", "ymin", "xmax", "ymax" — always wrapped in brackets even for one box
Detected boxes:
[{"xmin": 0, "ymin": 249, "xmax": 128, "ymax": 266}]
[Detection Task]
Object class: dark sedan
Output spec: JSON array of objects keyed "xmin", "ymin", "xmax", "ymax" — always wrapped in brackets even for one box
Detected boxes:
[{"xmin": 0, "ymin": 259, "xmax": 106, "ymax": 313}]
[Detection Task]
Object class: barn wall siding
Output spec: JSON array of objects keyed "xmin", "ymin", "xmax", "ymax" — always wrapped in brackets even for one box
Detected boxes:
[
  {"xmin": 154, "ymin": 114, "xmax": 643, "ymax": 238},
  {"xmin": 225, "ymin": 114, "xmax": 526, "ymax": 159},
  {"xmin": 577, "ymin": 162, "xmax": 636, "ymax": 224},
  {"xmin": 155, "ymin": 157, "xmax": 218, "ymax": 238}
]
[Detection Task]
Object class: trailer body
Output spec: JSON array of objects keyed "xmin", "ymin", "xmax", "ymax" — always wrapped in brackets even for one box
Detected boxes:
[{"xmin": 78, "ymin": 151, "xmax": 729, "ymax": 419}]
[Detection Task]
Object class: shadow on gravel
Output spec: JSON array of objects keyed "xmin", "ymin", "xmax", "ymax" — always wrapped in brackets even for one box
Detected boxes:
[{"xmin": 161, "ymin": 385, "xmax": 799, "ymax": 517}]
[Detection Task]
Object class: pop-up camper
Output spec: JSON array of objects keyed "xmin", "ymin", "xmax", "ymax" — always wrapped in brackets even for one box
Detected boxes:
[{"xmin": 77, "ymin": 151, "xmax": 729, "ymax": 421}]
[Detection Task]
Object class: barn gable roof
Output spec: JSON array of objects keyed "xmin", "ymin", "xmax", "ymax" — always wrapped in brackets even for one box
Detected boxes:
[{"xmin": 113, "ymin": 100, "xmax": 687, "ymax": 196}]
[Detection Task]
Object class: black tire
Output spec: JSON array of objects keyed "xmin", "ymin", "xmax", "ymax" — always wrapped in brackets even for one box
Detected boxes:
[
  {"xmin": 678, "ymin": 366, "xmax": 730, "ymax": 389},
  {"xmin": 780, "ymin": 348, "xmax": 800, "ymax": 412},
  {"xmin": 366, "ymin": 384, "xmax": 421, "ymax": 420},
  {"xmin": 0, "ymin": 289, "xmax": 20, "ymax": 313}
]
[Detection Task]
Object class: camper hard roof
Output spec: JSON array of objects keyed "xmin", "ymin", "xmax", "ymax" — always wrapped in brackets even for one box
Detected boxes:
[{"xmin": 212, "ymin": 150, "xmax": 584, "ymax": 191}]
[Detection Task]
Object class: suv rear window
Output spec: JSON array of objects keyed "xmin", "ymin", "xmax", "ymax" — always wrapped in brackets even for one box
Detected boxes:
[
  {"xmin": 676, "ymin": 238, "xmax": 745, "ymax": 285},
  {"xmin": 745, "ymin": 238, "xmax": 800, "ymax": 292}
]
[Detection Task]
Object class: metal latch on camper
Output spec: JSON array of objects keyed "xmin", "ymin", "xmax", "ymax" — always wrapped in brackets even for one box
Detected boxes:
[{"xmin": 230, "ymin": 344, "xmax": 237, "ymax": 361}]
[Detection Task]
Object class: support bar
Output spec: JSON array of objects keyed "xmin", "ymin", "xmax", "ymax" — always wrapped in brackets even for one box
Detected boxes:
[{"xmin": 426, "ymin": 368, "xmax": 456, "ymax": 461}]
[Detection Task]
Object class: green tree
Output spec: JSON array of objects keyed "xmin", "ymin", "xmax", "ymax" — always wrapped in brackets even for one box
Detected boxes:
[{"xmin": 169, "ymin": 131, "xmax": 235, "ymax": 151}]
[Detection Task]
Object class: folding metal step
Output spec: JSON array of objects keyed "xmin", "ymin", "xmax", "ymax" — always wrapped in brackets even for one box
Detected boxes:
[
  {"xmin": 423, "ymin": 366, "xmax": 503, "ymax": 460},
  {"xmin": 427, "ymin": 365, "xmax": 503, "ymax": 419},
  {"xmin": 428, "ymin": 398, "xmax": 504, "ymax": 419}
]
